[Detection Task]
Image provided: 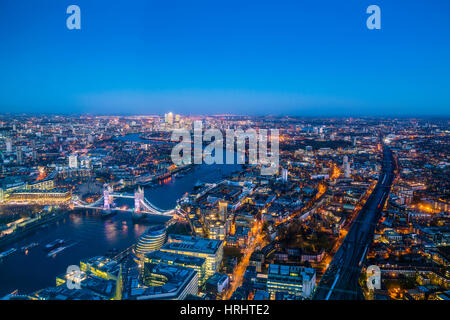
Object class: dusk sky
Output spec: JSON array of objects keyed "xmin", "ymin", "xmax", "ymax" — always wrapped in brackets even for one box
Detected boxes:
[{"xmin": 0, "ymin": 0, "xmax": 449, "ymax": 116}]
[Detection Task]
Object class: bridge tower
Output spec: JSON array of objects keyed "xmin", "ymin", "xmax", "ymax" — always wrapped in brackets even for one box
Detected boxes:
[
  {"xmin": 103, "ymin": 184, "xmax": 112, "ymax": 211},
  {"xmin": 134, "ymin": 186, "xmax": 144, "ymax": 212}
]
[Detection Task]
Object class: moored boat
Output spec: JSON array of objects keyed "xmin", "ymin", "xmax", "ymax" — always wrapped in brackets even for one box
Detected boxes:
[{"xmin": 0, "ymin": 248, "xmax": 17, "ymax": 259}]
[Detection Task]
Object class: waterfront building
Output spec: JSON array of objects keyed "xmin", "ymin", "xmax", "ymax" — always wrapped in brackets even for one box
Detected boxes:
[
  {"xmin": 5, "ymin": 188, "xmax": 71, "ymax": 205},
  {"xmin": 134, "ymin": 225, "xmax": 167, "ymax": 258},
  {"xmin": 52, "ymin": 256, "xmax": 124, "ymax": 300},
  {"xmin": 79, "ymin": 256, "xmax": 121, "ymax": 281},
  {"xmin": 28, "ymin": 178, "xmax": 55, "ymax": 190},
  {"xmin": 0, "ymin": 177, "xmax": 54, "ymax": 203}
]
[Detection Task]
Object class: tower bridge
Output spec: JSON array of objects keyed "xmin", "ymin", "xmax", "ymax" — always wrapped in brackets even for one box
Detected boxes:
[{"xmin": 73, "ymin": 184, "xmax": 176, "ymax": 216}]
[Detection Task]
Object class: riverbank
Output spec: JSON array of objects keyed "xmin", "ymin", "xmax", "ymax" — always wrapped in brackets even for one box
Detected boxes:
[{"xmin": 0, "ymin": 210, "xmax": 70, "ymax": 250}]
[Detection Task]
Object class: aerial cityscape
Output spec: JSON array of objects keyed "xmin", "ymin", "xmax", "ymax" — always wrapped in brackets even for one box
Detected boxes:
[
  {"xmin": 0, "ymin": 0, "xmax": 449, "ymax": 305},
  {"xmin": 0, "ymin": 115, "xmax": 448, "ymax": 301}
]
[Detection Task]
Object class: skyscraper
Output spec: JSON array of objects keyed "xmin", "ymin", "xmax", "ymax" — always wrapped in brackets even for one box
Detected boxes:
[
  {"xmin": 165, "ymin": 112, "xmax": 174, "ymax": 125},
  {"xmin": 16, "ymin": 148, "xmax": 23, "ymax": 164}
]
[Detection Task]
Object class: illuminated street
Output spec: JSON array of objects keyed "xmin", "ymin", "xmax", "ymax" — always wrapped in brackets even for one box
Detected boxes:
[{"xmin": 223, "ymin": 220, "xmax": 266, "ymax": 300}]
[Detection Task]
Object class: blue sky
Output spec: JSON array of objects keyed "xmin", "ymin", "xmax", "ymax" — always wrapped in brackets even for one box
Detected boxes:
[{"xmin": 0, "ymin": 0, "xmax": 449, "ymax": 116}]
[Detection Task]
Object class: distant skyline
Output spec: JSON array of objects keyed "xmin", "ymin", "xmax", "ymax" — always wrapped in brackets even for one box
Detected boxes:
[{"xmin": 1, "ymin": 0, "xmax": 449, "ymax": 116}]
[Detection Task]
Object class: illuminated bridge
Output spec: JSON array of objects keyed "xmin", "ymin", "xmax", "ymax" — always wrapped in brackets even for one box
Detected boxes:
[{"xmin": 72, "ymin": 184, "xmax": 176, "ymax": 216}]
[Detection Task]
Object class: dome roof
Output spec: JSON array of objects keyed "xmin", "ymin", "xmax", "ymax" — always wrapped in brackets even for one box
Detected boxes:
[{"xmin": 135, "ymin": 225, "xmax": 167, "ymax": 256}]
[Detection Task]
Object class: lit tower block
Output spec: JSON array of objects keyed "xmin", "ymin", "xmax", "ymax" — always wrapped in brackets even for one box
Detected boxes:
[
  {"xmin": 218, "ymin": 200, "xmax": 228, "ymax": 221},
  {"xmin": 343, "ymin": 156, "xmax": 351, "ymax": 178},
  {"xmin": 134, "ymin": 186, "xmax": 144, "ymax": 212},
  {"xmin": 103, "ymin": 184, "xmax": 112, "ymax": 211}
]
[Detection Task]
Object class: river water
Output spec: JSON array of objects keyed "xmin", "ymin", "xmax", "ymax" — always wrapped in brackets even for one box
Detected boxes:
[{"xmin": 0, "ymin": 134, "xmax": 241, "ymax": 296}]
